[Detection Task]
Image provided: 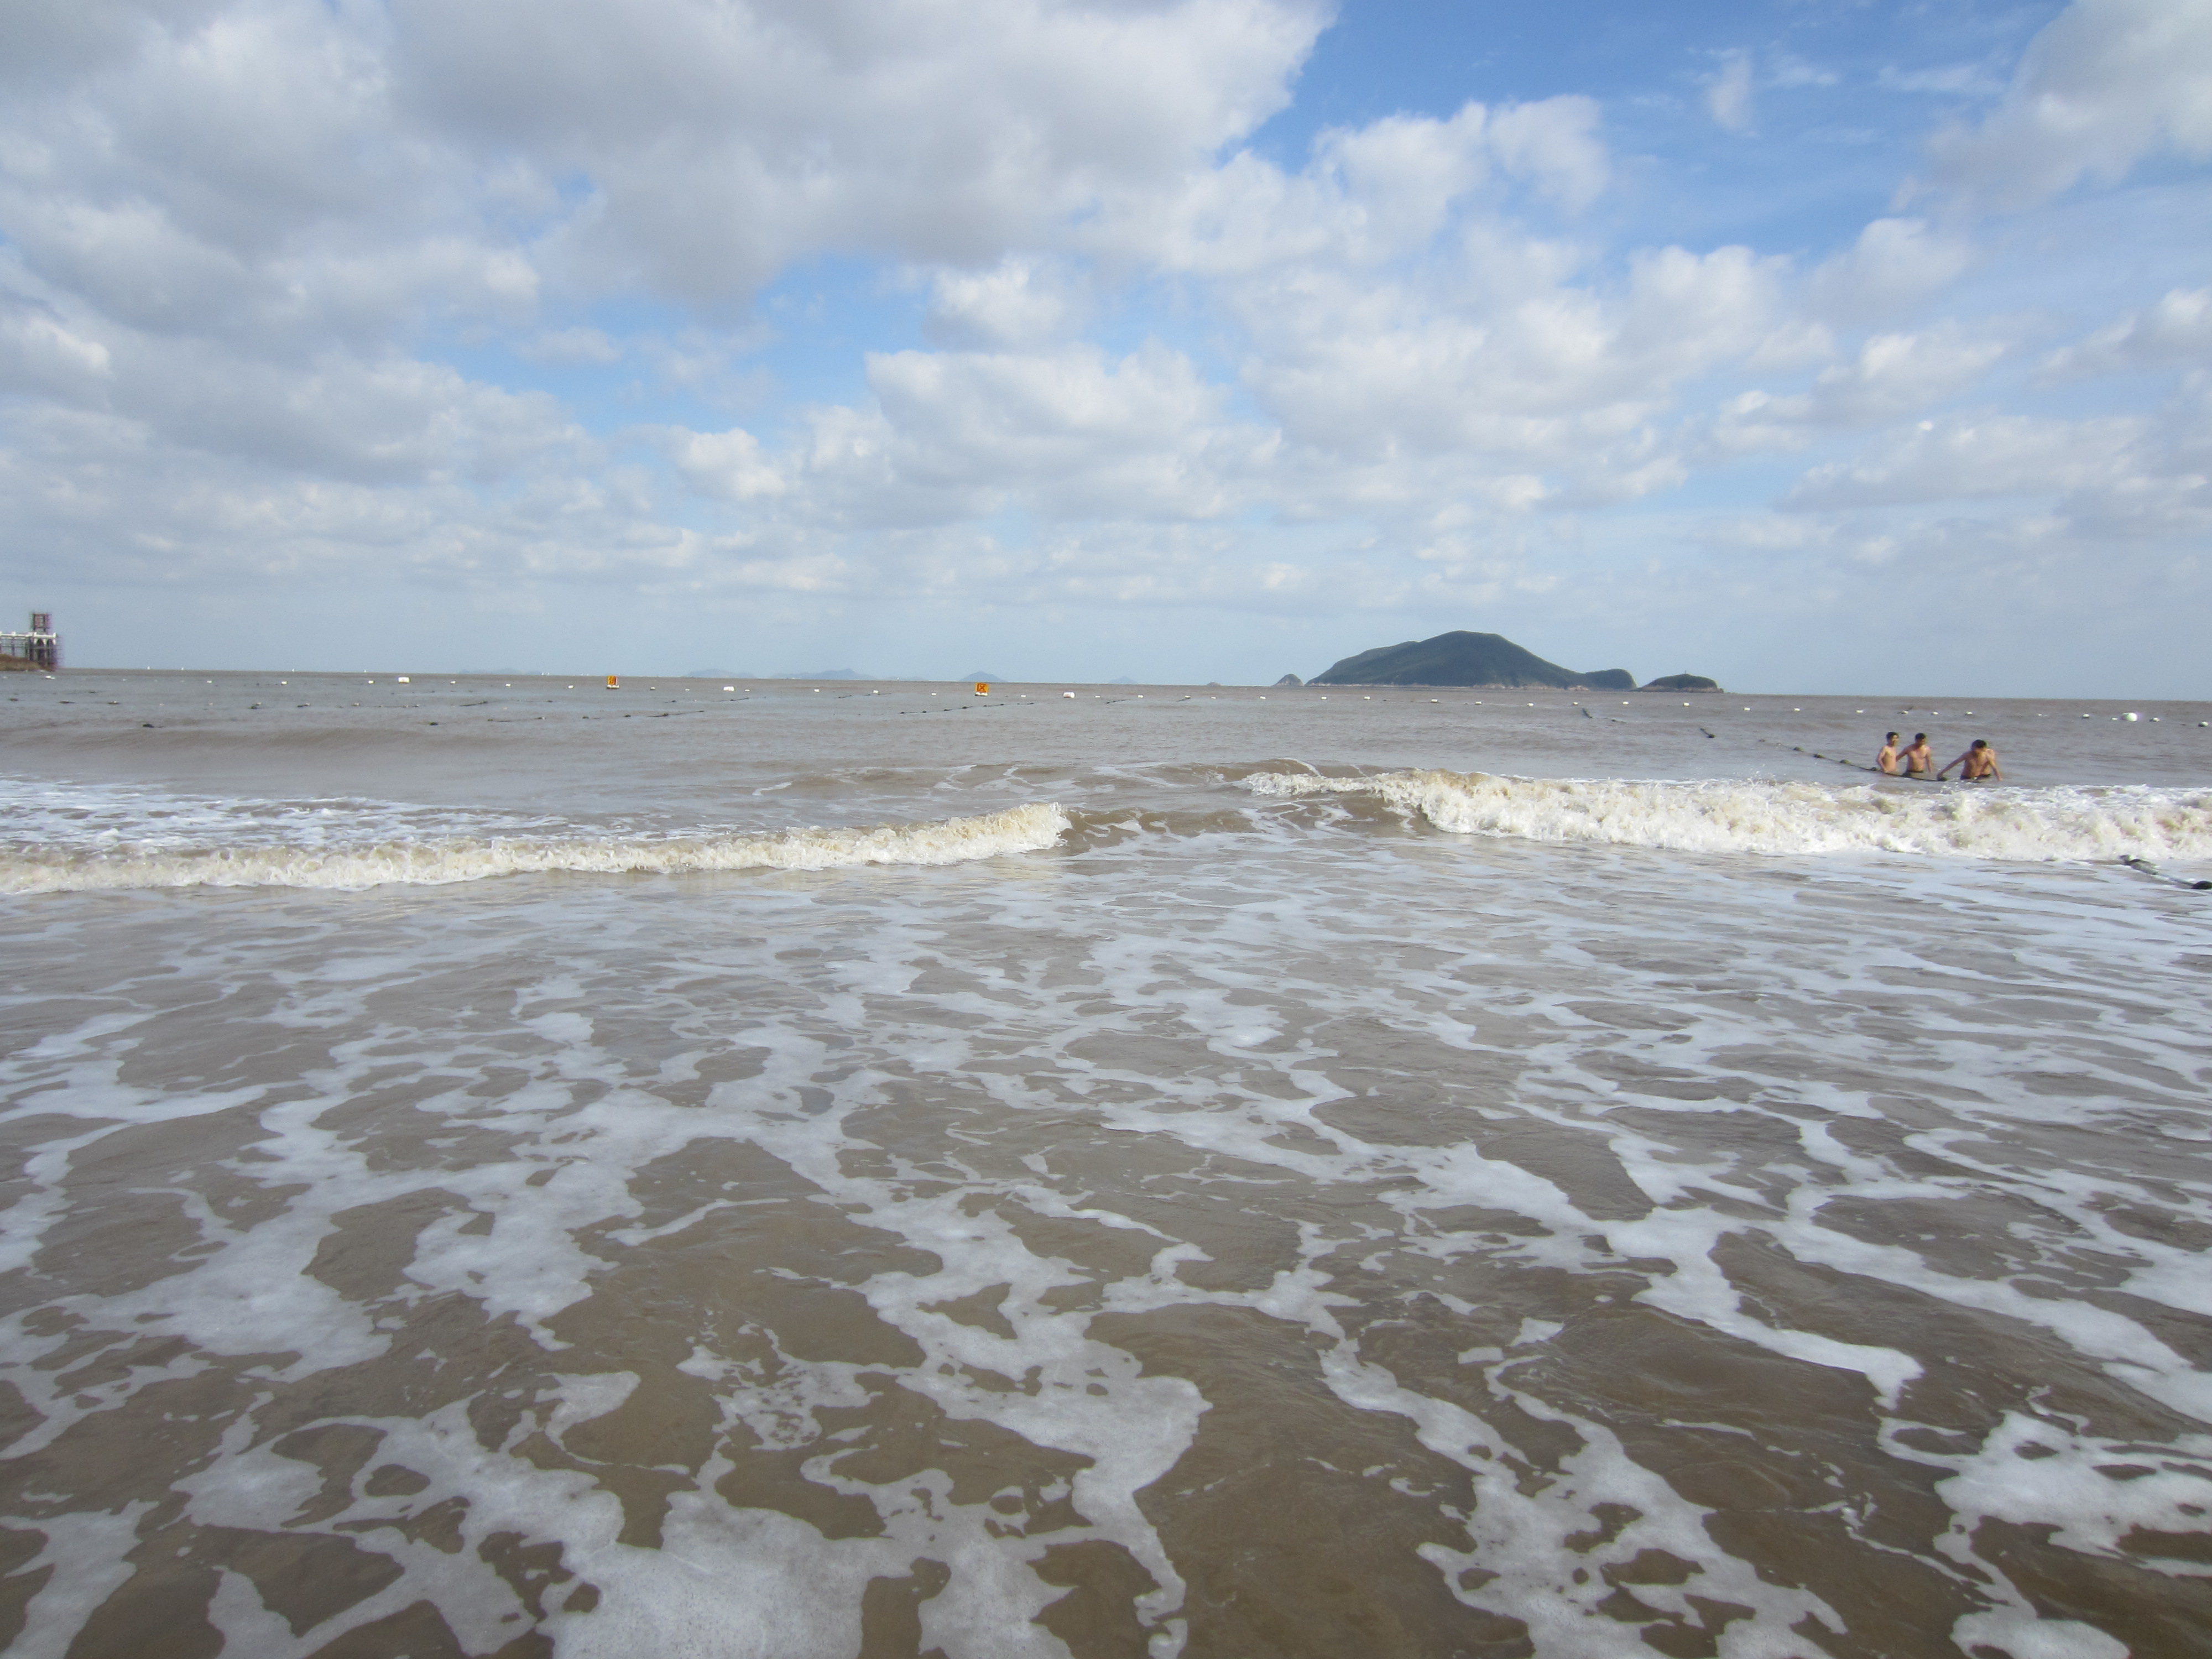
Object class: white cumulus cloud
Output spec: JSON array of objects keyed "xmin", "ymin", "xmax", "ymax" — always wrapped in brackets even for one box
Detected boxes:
[
  {"xmin": 1926, "ymin": 0, "xmax": 2212, "ymax": 208},
  {"xmin": 2040, "ymin": 287, "xmax": 2212, "ymax": 378},
  {"xmin": 391, "ymin": 0, "xmax": 1331, "ymax": 302}
]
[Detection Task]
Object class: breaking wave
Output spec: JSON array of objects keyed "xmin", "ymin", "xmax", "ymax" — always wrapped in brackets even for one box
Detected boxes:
[
  {"xmin": 1244, "ymin": 768, "xmax": 2212, "ymax": 862},
  {"xmin": 0, "ymin": 801, "xmax": 1071, "ymax": 893}
]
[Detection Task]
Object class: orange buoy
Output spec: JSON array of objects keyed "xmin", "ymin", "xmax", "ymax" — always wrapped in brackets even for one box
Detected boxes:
[
  {"xmin": 975, "ymin": 682, "xmax": 990, "ymax": 695},
  {"xmin": 606, "ymin": 675, "xmax": 619, "ymax": 689}
]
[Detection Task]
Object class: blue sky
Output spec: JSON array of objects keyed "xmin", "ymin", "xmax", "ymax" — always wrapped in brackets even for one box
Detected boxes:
[{"xmin": 2, "ymin": 0, "xmax": 2208, "ymax": 692}]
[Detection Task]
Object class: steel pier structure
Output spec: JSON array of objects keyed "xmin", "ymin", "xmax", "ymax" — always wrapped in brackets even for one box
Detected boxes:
[{"xmin": 0, "ymin": 613, "xmax": 60, "ymax": 670}]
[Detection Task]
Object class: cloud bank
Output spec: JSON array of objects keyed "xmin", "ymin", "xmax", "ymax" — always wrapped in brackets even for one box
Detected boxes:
[{"xmin": 2, "ymin": 0, "xmax": 2208, "ymax": 691}]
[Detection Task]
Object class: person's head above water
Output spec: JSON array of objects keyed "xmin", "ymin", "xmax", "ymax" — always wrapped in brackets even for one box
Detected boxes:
[
  {"xmin": 1886, "ymin": 731, "xmax": 1899, "ymax": 743},
  {"xmin": 1914, "ymin": 733, "xmax": 1927, "ymax": 744},
  {"xmin": 1970, "ymin": 739, "xmax": 1988, "ymax": 750}
]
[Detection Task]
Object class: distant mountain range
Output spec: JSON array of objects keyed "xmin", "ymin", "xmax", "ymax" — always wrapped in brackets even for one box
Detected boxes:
[{"xmin": 1310, "ymin": 632, "xmax": 1636, "ymax": 690}]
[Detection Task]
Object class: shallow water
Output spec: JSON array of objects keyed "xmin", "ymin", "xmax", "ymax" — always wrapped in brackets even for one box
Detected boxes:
[{"xmin": 2, "ymin": 670, "xmax": 2209, "ymax": 1657}]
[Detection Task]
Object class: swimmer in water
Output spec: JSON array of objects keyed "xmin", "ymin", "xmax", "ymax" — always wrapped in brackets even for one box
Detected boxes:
[
  {"xmin": 1938, "ymin": 738, "xmax": 2002, "ymax": 781},
  {"xmin": 1876, "ymin": 732, "xmax": 1902, "ymax": 774},
  {"xmin": 1899, "ymin": 733, "xmax": 1934, "ymax": 778}
]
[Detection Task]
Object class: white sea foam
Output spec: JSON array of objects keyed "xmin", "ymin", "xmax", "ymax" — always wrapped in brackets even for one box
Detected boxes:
[
  {"xmin": 1933, "ymin": 1412, "xmax": 2212, "ymax": 1578},
  {"xmin": 12, "ymin": 723, "xmax": 2212, "ymax": 1655},
  {"xmin": 1245, "ymin": 768, "xmax": 2212, "ymax": 862},
  {"xmin": 0, "ymin": 799, "xmax": 1070, "ymax": 892}
]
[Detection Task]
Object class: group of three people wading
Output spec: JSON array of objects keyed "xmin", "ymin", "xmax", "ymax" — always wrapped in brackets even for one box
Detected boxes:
[{"xmin": 1877, "ymin": 731, "xmax": 2002, "ymax": 781}]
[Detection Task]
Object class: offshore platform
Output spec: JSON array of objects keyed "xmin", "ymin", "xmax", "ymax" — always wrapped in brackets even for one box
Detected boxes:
[{"xmin": 0, "ymin": 613, "xmax": 59, "ymax": 670}]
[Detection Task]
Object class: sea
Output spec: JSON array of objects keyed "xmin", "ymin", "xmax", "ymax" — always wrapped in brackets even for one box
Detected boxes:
[{"xmin": 2, "ymin": 668, "xmax": 2209, "ymax": 1659}]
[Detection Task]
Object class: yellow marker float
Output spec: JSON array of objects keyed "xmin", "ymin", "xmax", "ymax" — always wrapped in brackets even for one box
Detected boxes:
[{"xmin": 975, "ymin": 682, "xmax": 990, "ymax": 695}]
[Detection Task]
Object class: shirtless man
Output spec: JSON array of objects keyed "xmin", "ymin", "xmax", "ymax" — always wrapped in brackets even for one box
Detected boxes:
[
  {"xmin": 1938, "ymin": 739, "xmax": 2002, "ymax": 781},
  {"xmin": 1898, "ymin": 733, "xmax": 1935, "ymax": 778},
  {"xmin": 1876, "ymin": 732, "xmax": 1903, "ymax": 774}
]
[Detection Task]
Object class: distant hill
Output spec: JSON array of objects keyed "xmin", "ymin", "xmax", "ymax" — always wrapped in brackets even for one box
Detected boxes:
[
  {"xmin": 1311, "ymin": 632, "xmax": 1634, "ymax": 690},
  {"xmin": 777, "ymin": 667, "xmax": 862, "ymax": 679},
  {"xmin": 963, "ymin": 671, "xmax": 1006, "ymax": 682},
  {"xmin": 1641, "ymin": 673, "xmax": 1720, "ymax": 692}
]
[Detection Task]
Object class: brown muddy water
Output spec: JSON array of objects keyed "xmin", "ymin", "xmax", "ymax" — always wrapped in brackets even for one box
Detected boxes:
[{"xmin": 3, "ymin": 670, "xmax": 2210, "ymax": 1658}]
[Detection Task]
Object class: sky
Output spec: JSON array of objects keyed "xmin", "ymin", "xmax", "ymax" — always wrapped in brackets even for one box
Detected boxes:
[{"xmin": 2, "ymin": 0, "xmax": 2209, "ymax": 693}]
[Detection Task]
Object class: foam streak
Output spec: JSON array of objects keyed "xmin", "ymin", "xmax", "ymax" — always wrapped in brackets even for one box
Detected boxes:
[{"xmin": 0, "ymin": 802, "xmax": 1071, "ymax": 892}]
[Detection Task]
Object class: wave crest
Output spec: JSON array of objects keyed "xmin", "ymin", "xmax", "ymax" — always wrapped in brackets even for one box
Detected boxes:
[
  {"xmin": 1244, "ymin": 769, "xmax": 2212, "ymax": 862},
  {"xmin": 0, "ymin": 802, "xmax": 1071, "ymax": 894}
]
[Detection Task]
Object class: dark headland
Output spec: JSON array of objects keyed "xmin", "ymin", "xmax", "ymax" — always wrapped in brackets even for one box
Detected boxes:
[{"xmin": 1309, "ymin": 631, "xmax": 1636, "ymax": 690}]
